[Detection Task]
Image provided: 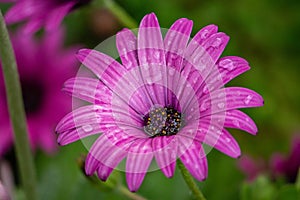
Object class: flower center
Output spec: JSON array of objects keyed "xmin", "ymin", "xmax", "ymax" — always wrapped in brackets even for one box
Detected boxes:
[
  {"xmin": 144, "ymin": 106, "xmax": 183, "ymax": 137},
  {"xmin": 21, "ymin": 79, "xmax": 44, "ymax": 114}
]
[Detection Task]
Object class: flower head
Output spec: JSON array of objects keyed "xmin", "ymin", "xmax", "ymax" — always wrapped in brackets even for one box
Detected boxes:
[
  {"xmin": 56, "ymin": 13, "xmax": 263, "ymax": 191},
  {"xmin": 3, "ymin": 0, "xmax": 91, "ymax": 33},
  {"xmin": 0, "ymin": 29, "xmax": 78, "ymax": 156}
]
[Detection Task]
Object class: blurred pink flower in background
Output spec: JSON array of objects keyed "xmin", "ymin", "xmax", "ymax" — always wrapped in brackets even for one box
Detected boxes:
[
  {"xmin": 56, "ymin": 13, "xmax": 263, "ymax": 191},
  {"xmin": 270, "ymin": 135, "xmax": 300, "ymax": 183},
  {"xmin": 238, "ymin": 134, "xmax": 300, "ymax": 183},
  {"xmin": 1, "ymin": 0, "xmax": 91, "ymax": 33},
  {"xmin": 0, "ymin": 29, "xmax": 78, "ymax": 156}
]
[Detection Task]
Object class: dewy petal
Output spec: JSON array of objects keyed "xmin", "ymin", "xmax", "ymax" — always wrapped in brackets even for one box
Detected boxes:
[
  {"xmin": 138, "ymin": 12, "xmax": 165, "ymax": 66},
  {"xmin": 178, "ymin": 137, "xmax": 208, "ymax": 181},
  {"xmin": 164, "ymin": 18, "xmax": 193, "ymax": 69},
  {"xmin": 203, "ymin": 56, "xmax": 250, "ymax": 92},
  {"xmin": 164, "ymin": 18, "xmax": 193, "ymax": 106},
  {"xmin": 137, "ymin": 13, "xmax": 168, "ymax": 106},
  {"xmin": 76, "ymin": 49, "xmax": 144, "ymax": 115},
  {"xmin": 224, "ymin": 110, "xmax": 258, "ymax": 134},
  {"xmin": 217, "ymin": 56, "xmax": 251, "ymax": 85},
  {"xmin": 152, "ymin": 136, "xmax": 177, "ymax": 178},
  {"xmin": 76, "ymin": 49, "xmax": 127, "ymax": 89},
  {"xmin": 56, "ymin": 105, "xmax": 112, "ymax": 133},
  {"xmin": 201, "ymin": 110, "xmax": 258, "ymax": 135},
  {"xmin": 201, "ymin": 32, "xmax": 230, "ymax": 63},
  {"xmin": 116, "ymin": 28, "xmax": 139, "ymax": 70},
  {"xmin": 195, "ymin": 126, "xmax": 241, "ymax": 158},
  {"xmin": 63, "ymin": 77, "xmax": 112, "ymax": 105},
  {"xmin": 126, "ymin": 139, "xmax": 153, "ymax": 192},
  {"xmin": 191, "ymin": 24, "xmax": 219, "ymax": 46},
  {"xmin": 86, "ymin": 133, "xmax": 132, "ymax": 175},
  {"xmin": 200, "ymin": 87, "xmax": 264, "ymax": 117}
]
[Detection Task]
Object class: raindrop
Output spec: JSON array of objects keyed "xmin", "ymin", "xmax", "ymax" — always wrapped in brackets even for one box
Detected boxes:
[
  {"xmin": 126, "ymin": 60, "xmax": 132, "ymax": 68},
  {"xmin": 167, "ymin": 40, "xmax": 172, "ymax": 46},
  {"xmin": 201, "ymin": 30, "xmax": 209, "ymax": 39},
  {"xmin": 200, "ymin": 102, "xmax": 209, "ymax": 111},
  {"xmin": 218, "ymin": 92, "xmax": 225, "ymax": 98},
  {"xmin": 232, "ymin": 119, "xmax": 240, "ymax": 128},
  {"xmin": 202, "ymin": 85, "xmax": 209, "ymax": 94},
  {"xmin": 168, "ymin": 69, "xmax": 175, "ymax": 76},
  {"xmin": 217, "ymin": 102, "xmax": 225, "ymax": 109},
  {"xmin": 82, "ymin": 125, "xmax": 93, "ymax": 132},
  {"xmin": 219, "ymin": 59, "xmax": 236, "ymax": 70},
  {"xmin": 244, "ymin": 95, "xmax": 253, "ymax": 105},
  {"xmin": 154, "ymin": 51, "xmax": 161, "ymax": 60},
  {"xmin": 145, "ymin": 73, "xmax": 162, "ymax": 83},
  {"xmin": 225, "ymin": 137, "xmax": 231, "ymax": 143},
  {"xmin": 211, "ymin": 38, "xmax": 222, "ymax": 47}
]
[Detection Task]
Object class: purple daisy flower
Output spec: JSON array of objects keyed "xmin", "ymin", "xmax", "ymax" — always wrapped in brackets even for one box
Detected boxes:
[
  {"xmin": 56, "ymin": 13, "xmax": 263, "ymax": 191},
  {"xmin": 0, "ymin": 29, "xmax": 78, "ymax": 156},
  {"xmin": 2, "ymin": 0, "xmax": 91, "ymax": 33}
]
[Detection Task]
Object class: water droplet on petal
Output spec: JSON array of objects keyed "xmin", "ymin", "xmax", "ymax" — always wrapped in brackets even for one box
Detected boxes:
[
  {"xmin": 203, "ymin": 85, "xmax": 209, "ymax": 94},
  {"xmin": 232, "ymin": 119, "xmax": 240, "ymax": 128},
  {"xmin": 218, "ymin": 92, "xmax": 225, "ymax": 98},
  {"xmin": 82, "ymin": 125, "xmax": 93, "ymax": 132},
  {"xmin": 154, "ymin": 51, "xmax": 160, "ymax": 60},
  {"xmin": 201, "ymin": 30, "xmax": 209, "ymax": 39},
  {"xmin": 200, "ymin": 102, "xmax": 208, "ymax": 111},
  {"xmin": 212, "ymin": 38, "xmax": 222, "ymax": 47},
  {"xmin": 244, "ymin": 95, "xmax": 253, "ymax": 105},
  {"xmin": 217, "ymin": 102, "xmax": 225, "ymax": 109},
  {"xmin": 219, "ymin": 59, "xmax": 236, "ymax": 70},
  {"xmin": 225, "ymin": 137, "xmax": 231, "ymax": 143}
]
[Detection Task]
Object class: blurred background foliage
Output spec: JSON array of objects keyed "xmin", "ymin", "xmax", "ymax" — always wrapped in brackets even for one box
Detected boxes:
[{"xmin": 1, "ymin": 0, "xmax": 300, "ymax": 199}]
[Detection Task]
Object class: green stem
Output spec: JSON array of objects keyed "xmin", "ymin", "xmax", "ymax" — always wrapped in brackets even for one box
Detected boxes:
[
  {"xmin": 0, "ymin": 10, "xmax": 37, "ymax": 200},
  {"xmin": 177, "ymin": 159, "xmax": 206, "ymax": 200},
  {"xmin": 99, "ymin": 0, "xmax": 138, "ymax": 29}
]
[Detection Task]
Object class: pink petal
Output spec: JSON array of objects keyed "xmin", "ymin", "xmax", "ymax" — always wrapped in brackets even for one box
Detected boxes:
[
  {"xmin": 164, "ymin": 18, "xmax": 193, "ymax": 106},
  {"xmin": 56, "ymin": 105, "xmax": 112, "ymax": 133},
  {"xmin": 86, "ymin": 133, "xmax": 132, "ymax": 175},
  {"xmin": 200, "ymin": 87, "xmax": 264, "ymax": 117},
  {"xmin": 21, "ymin": 17, "xmax": 44, "ymax": 34},
  {"xmin": 201, "ymin": 110, "xmax": 258, "ymax": 135},
  {"xmin": 191, "ymin": 24, "xmax": 219, "ymax": 46},
  {"xmin": 126, "ymin": 139, "xmax": 153, "ymax": 192},
  {"xmin": 164, "ymin": 18, "xmax": 193, "ymax": 69},
  {"xmin": 217, "ymin": 56, "xmax": 251, "ymax": 85},
  {"xmin": 45, "ymin": 3, "xmax": 73, "ymax": 32},
  {"xmin": 116, "ymin": 28, "xmax": 139, "ymax": 69},
  {"xmin": 138, "ymin": 12, "xmax": 165, "ymax": 65},
  {"xmin": 63, "ymin": 77, "xmax": 112, "ymax": 104},
  {"xmin": 201, "ymin": 32, "xmax": 230, "ymax": 63},
  {"xmin": 152, "ymin": 136, "xmax": 177, "ymax": 178},
  {"xmin": 96, "ymin": 163, "xmax": 114, "ymax": 181},
  {"xmin": 201, "ymin": 56, "xmax": 250, "ymax": 93},
  {"xmin": 196, "ymin": 127, "xmax": 241, "ymax": 158},
  {"xmin": 178, "ymin": 137, "xmax": 208, "ymax": 181},
  {"xmin": 4, "ymin": 1, "xmax": 37, "ymax": 24},
  {"xmin": 76, "ymin": 49, "xmax": 126, "ymax": 89},
  {"xmin": 224, "ymin": 110, "xmax": 258, "ymax": 134}
]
